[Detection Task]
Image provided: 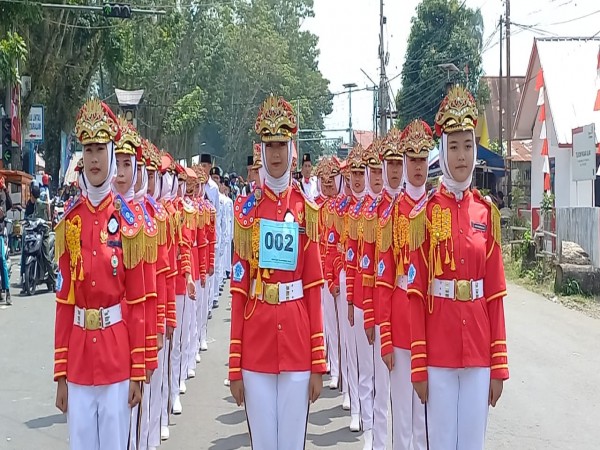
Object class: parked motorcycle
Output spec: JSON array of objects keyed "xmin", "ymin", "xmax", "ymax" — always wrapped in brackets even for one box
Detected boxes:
[
  {"xmin": 52, "ymin": 199, "xmax": 65, "ymax": 228},
  {"xmin": 22, "ymin": 218, "xmax": 56, "ymax": 295}
]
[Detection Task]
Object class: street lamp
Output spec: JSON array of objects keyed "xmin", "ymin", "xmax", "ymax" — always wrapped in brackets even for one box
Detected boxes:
[{"xmin": 343, "ymin": 83, "xmax": 358, "ymax": 146}]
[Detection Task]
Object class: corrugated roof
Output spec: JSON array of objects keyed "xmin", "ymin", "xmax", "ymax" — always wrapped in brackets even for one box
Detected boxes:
[{"xmin": 515, "ymin": 37, "xmax": 600, "ymax": 145}]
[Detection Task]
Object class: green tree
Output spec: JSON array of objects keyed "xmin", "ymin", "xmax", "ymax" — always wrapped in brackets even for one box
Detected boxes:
[{"xmin": 396, "ymin": 0, "xmax": 486, "ymax": 129}]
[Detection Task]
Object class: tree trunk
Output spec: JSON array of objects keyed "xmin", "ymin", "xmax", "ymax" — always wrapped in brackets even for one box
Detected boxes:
[{"xmin": 555, "ymin": 264, "xmax": 600, "ymax": 296}]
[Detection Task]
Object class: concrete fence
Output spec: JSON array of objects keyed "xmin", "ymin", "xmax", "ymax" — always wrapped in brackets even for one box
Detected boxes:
[{"xmin": 555, "ymin": 207, "xmax": 600, "ymax": 268}]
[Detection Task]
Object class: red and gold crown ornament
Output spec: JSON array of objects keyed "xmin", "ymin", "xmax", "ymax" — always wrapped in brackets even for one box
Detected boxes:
[
  {"xmin": 252, "ymin": 143, "xmax": 263, "ymax": 169},
  {"xmin": 347, "ymin": 144, "xmax": 367, "ymax": 171},
  {"xmin": 381, "ymin": 128, "xmax": 404, "ymax": 161},
  {"xmin": 160, "ymin": 151, "xmax": 176, "ymax": 174},
  {"xmin": 75, "ymin": 98, "xmax": 121, "ymax": 145},
  {"xmin": 363, "ymin": 139, "xmax": 383, "ymax": 168},
  {"xmin": 254, "ymin": 95, "xmax": 298, "ymax": 142},
  {"xmin": 115, "ymin": 116, "xmax": 143, "ymax": 161},
  {"xmin": 192, "ymin": 164, "xmax": 208, "ymax": 184},
  {"xmin": 402, "ymin": 119, "xmax": 435, "ymax": 159},
  {"xmin": 434, "ymin": 85, "xmax": 478, "ymax": 137}
]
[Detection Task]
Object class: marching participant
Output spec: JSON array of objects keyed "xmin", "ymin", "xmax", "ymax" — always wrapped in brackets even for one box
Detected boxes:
[
  {"xmin": 228, "ymin": 95, "xmax": 326, "ymax": 450},
  {"xmin": 408, "ymin": 86, "xmax": 509, "ymax": 450},
  {"xmin": 200, "ymin": 155, "xmax": 220, "ymax": 318},
  {"xmin": 300, "ymin": 153, "xmax": 318, "ymax": 200},
  {"xmin": 54, "ymin": 98, "xmax": 146, "ymax": 450},
  {"xmin": 376, "ymin": 124, "xmax": 430, "ymax": 450}
]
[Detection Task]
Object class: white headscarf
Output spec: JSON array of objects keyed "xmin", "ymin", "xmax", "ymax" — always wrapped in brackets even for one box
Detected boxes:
[
  {"xmin": 159, "ymin": 172, "xmax": 173, "ymax": 200},
  {"xmin": 351, "ymin": 170, "xmax": 368, "ymax": 200},
  {"xmin": 383, "ymin": 160, "xmax": 403, "ymax": 197},
  {"xmin": 439, "ymin": 130, "xmax": 476, "ymax": 201},
  {"xmin": 134, "ymin": 165, "xmax": 148, "ymax": 203},
  {"xmin": 149, "ymin": 170, "xmax": 160, "ymax": 200},
  {"xmin": 81, "ymin": 142, "xmax": 117, "ymax": 207},
  {"xmin": 111, "ymin": 154, "xmax": 137, "ymax": 202},
  {"xmin": 260, "ymin": 141, "xmax": 293, "ymax": 195},
  {"xmin": 403, "ymin": 155, "xmax": 426, "ymax": 201}
]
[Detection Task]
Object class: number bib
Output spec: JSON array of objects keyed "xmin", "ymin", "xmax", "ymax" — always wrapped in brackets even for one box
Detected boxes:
[{"xmin": 258, "ymin": 219, "xmax": 299, "ymax": 271}]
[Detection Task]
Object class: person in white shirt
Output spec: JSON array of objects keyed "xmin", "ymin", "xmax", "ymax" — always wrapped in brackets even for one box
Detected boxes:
[
  {"xmin": 209, "ymin": 166, "xmax": 225, "ymax": 310},
  {"xmin": 300, "ymin": 153, "xmax": 319, "ymax": 201}
]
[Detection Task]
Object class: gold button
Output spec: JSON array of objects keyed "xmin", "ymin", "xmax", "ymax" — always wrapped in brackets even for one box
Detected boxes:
[
  {"xmin": 93, "ymin": 250, "xmax": 97, "ymax": 256},
  {"xmin": 277, "ymin": 210, "xmax": 282, "ymax": 214},
  {"xmin": 459, "ymin": 229, "xmax": 463, "ymax": 234},
  {"xmin": 92, "ymin": 281, "xmax": 96, "ymax": 287},
  {"xmin": 94, "ymin": 220, "xmax": 99, "ymax": 225},
  {"xmin": 462, "ymin": 320, "xmax": 466, "ymax": 326},
  {"xmin": 458, "ymin": 204, "xmax": 461, "ymax": 209},
  {"xmin": 92, "ymin": 337, "xmax": 97, "ymax": 343},
  {"xmin": 278, "ymin": 324, "xmax": 282, "ymax": 330},
  {"xmin": 460, "ymin": 259, "xmax": 465, "ymax": 265}
]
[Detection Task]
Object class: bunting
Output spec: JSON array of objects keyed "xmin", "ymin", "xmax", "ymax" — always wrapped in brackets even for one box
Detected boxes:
[{"xmin": 535, "ymin": 68, "xmax": 551, "ymax": 193}]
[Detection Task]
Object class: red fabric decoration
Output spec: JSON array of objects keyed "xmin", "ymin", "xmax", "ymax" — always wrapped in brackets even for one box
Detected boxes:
[
  {"xmin": 538, "ymin": 104, "xmax": 546, "ymax": 122},
  {"xmin": 535, "ymin": 69, "xmax": 545, "ymax": 91},
  {"xmin": 541, "ymin": 139, "xmax": 549, "ymax": 156},
  {"xmin": 544, "ymin": 173, "xmax": 551, "ymax": 192},
  {"xmin": 594, "ymin": 90, "xmax": 600, "ymax": 112}
]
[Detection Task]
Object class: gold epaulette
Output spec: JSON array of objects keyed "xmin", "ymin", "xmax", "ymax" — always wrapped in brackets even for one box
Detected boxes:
[
  {"xmin": 362, "ymin": 196, "xmax": 381, "ymax": 244},
  {"xmin": 305, "ymin": 198, "xmax": 319, "ymax": 242},
  {"xmin": 156, "ymin": 216, "xmax": 167, "ymax": 246},
  {"xmin": 408, "ymin": 194, "xmax": 430, "ymax": 252},
  {"xmin": 117, "ymin": 198, "xmax": 146, "ymax": 270},
  {"xmin": 196, "ymin": 204, "xmax": 206, "ymax": 229},
  {"xmin": 472, "ymin": 190, "xmax": 501, "ymax": 246},
  {"xmin": 233, "ymin": 193, "xmax": 257, "ymax": 261},
  {"xmin": 54, "ymin": 218, "xmax": 66, "ymax": 262},
  {"xmin": 378, "ymin": 199, "xmax": 395, "ymax": 253},
  {"xmin": 141, "ymin": 205, "xmax": 158, "ymax": 264}
]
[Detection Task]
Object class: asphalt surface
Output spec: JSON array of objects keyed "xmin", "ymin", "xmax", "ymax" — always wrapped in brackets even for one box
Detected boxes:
[{"xmin": 0, "ymin": 277, "xmax": 598, "ymax": 450}]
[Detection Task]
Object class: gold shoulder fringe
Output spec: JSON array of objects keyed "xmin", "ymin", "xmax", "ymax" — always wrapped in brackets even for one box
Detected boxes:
[
  {"xmin": 378, "ymin": 214, "xmax": 393, "ymax": 253},
  {"xmin": 156, "ymin": 218, "xmax": 167, "ymax": 246},
  {"xmin": 409, "ymin": 207, "xmax": 427, "ymax": 252},
  {"xmin": 197, "ymin": 208, "xmax": 206, "ymax": 229},
  {"xmin": 144, "ymin": 232, "xmax": 158, "ymax": 264},
  {"xmin": 184, "ymin": 209, "xmax": 196, "ymax": 230},
  {"xmin": 362, "ymin": 215, "xmax": 378, "ymax": 244},
  {"xmin": 122, "ymin": 230, "xmax": 146, "ymax": 269},
  {"xmin": 491, "ymin": 202, "xmax": 501, "ymax": 246},
  {"xmin": 54, "ymin": 219, "xmax": 65, "ymax": 262},
  {"xmin": 305, "ymin": 200, "xmax": 319, "ymax": 242},
  {"xmin": 234, "ymin": 219, "xmax": 254, "ymax": 261}
]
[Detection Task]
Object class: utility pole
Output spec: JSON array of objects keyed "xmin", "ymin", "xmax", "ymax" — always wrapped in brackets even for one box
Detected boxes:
[
  {"xmin": 498, "ymin": 15, "xmax": 503, "ymax": 160},
  {"xmin": 296, "ymin": 99, "xmax": 301, "ymax": 170},
  {"xmin": 344, "ymin": 83, "xmax": 357, "ymax": 146},
  {"xmin": 378, "ymin": 0, "xmax": 388, "ymax": 137},
  {"xmin": 505, "ymin": 0, "xmax": 513, "ymax": 205}
]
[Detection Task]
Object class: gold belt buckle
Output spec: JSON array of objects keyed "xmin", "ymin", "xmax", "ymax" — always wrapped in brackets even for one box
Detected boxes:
[
  {"xmin": 85, "ymin": 308, "xmax": 102, "ymax": 330},
  {"xmin": 455, "ymin": 280, "xmax": 472, "ymax": 302},
  {"xmin": 263, "ymin": 283, "xmax": 280, "ymax": 305}
]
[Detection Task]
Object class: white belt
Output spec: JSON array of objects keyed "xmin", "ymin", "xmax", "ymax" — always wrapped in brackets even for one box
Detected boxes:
[
  {"xmin": 251, "ymin": 279, "xmax": 304, "ymax": 304},
  {"xmin": 74, "ymin": 304, "xmax": 123, "ymax": 331},
  {"xmin": 396, "ymin": 275, "xmax": 408, "ymax": 291},
  {"xmin": 431, "ymin": 279, "xmax": 484, "ymax": 302}
]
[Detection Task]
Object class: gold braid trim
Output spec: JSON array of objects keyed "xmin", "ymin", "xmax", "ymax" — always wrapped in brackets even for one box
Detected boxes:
[
  {"xmin": 362, "ymin": 215, "xmax": 378, "ymax": 244},
  {"xmin": 122, "ymin": 228, "xmax": 146, "ymax": 270},
  {"xmin": 348, "ymin": 215, "xmax": 359, "ymax": 241},
  {"xmin": 197, "ymin": 208, "xmax": 205, "ymax": 229},
  {"xmin": 395, "ymin": 214, "xmax": 409, "ymax": 277},
  {"xmin": 234, "ymin": 220, "xmax": 253, "ymax": 261},
  {"xmin": 305, "ymin": 200, "xmax": 319, "ymax": 242},
  {"xmin": 378, "ymin": 216, "xmax": 392, "ymax": 253},
  {"xmin": 65, "ymin": 216, "xmax": 83, "ymax": 305},
  {"xmin": 144, "ymin": 232, "xmax": 158, "ymax": 264},
  {"xmin": 54, "ymin": 219, "xmax": 66, "ymax": 261},
  {"xmin": 362, "ymin": 274, "xmax": 375, "ymax": 287},
  {"xmin": 409, "ymin": 208, "xmax": 427, "ymax": 252},
  {"xmin": 184, "ymin": 209, "xmax": 196, "ymax": 230},
  {"xmin": 156, "ymin": 218, "xmax": 167, "ymax": 246},
  {"xmin": 491, "ymin": 203, "xmax": 501, "ymax": 246},
  {"xmin": 251, "ymin": 219, "xmax": 261, "ymax": 295},
  {"xmin": 324, "ymin": 207, "xmax": 334, "ymax": 229}
]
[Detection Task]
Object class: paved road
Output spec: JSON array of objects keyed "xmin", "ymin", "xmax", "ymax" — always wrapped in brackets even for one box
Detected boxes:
[{"xmin": 0, "ymin": 281, "xmax": 598, "ymax": 450}]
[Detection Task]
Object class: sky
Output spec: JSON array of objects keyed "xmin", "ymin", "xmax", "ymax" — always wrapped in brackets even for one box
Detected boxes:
[{"xmin": 303, "ymin": 0, "xmax": 600, "ymax": 142}]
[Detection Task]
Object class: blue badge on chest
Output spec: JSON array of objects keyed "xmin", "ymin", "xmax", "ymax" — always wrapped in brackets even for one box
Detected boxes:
[
  {"xmin": 56, "ymin": 270, "xmax": 63, "ymax": 292},
  {"xmin": 242, "ymin": 193, "xmax": 256, "ymax": 216},
  {"xmin": 232, "ymin": 261, "xmax": 245, "ymax": 282},
  {"xmin": 328, "ymin": 231, "xmax": 335, "ymax": 243},
  {"xmin": 258, "ymin": 219, "xmax": 299, "ymax": 271},
  {"xmin": 116, "ymin": 195, "xmax": 135, "ymax": 225},
  {"xmin": 377, "ymin": 260, "xmax": 385, "ymax": 277},
  {"xmin": 347, "ymin": 248, "xmax": 355, "ymax": 262},
  {"xmin": 407, "ymin": 264, "xmax": 417, "ymax": 285},
  {"xmin": 361, "ymin": 255, "xmax": 370, "ymax": 269}
]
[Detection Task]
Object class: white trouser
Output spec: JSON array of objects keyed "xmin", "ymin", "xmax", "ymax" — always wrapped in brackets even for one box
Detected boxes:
[
  {"xmin": 207, "ymin": 275, "xmax": 215, "ymax": 311},
  {"xmin": 188, "ymin": 282, "xmax": 200, "ymax": 371},
  {"xmin": 373, "ymin": 325, "xmax": 390, "ymax": 450},
  {"xmin": 390, "ymin": 348, "xmax": 426, "ymax": 450},
  {"xmin": 322, "ymin": 282, "xmax": 340, "ymax": 379},
  {"xmin": 129, "ymin": 401, "xmax": 141, "ymax": 450},
  {"xmin": 160, "ymin": 338, "xmax": 171, "ymax": 430},
  {"xmin": 197, "ymin": 279, "xmax": 210, "ymax": 343},
  {"xmin": 354, "ymin": 306, "xmax": 374, "ymax": 430},
  {"xmin": 427, "ymin": 367, "xmax": 490, "ymax": 450},
  {"xmin": 139, "ymin": 342, "xmax": 165, "ymax": 449},
  {"xmin": 223, "ymin": 240, "xmax": 232, "ymax": 272},
  {"xmin": 212, "ymin": 266, "xmax": 220, "ymax": 301},
  {"xmin": 67, "ymin": 380, "xmax": 130, "ymax": 450},
  {"xmin": 339, "ymin": 270, "xmax": 359, "ymax": 415},
  {"xmin": 243, "ymin": 370, "xmax": 310, "ymax": 450},
  {"xmin": 171, "ymin": 294, "xmax": 191, "ymax": 404}
]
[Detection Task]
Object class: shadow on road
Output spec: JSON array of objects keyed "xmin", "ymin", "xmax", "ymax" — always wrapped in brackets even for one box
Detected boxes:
[
  {"xmin": 307, "ymin": 427, "xmax": 362, "ymax": 447},
  {"xmin": 309, "ymin": 404, "xmax": 347, "ymax": 426},
  {"xmin": 209, "ymin": 432, "xmax": 250, "ymax": 449},
  {"xmin": 215, "ymin": 409, "xmax": 246, "ymax": 425},
  {"xmin": 25, "ymin": 413, "xmax": 67, "ymax": 429}
]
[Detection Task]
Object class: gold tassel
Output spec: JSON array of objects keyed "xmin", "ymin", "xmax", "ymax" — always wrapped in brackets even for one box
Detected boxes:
[
  {"xmin": 362, "ymin": 216, "xmax": 377, "ymax": 244},
  {"xmin": 444, "ymin": 241, "xmax": 450, "ymax": 264},
  {"xmin": 122, "ymin": 229, "xmax": 146, "ymax": 269},
  {"xmin": 67, "ymin": 277, "xmax": 76, "ymax": 305},
  {"xmin": 491, "ymin": 203, "xmax": 502, "ymax": 246},
  {"xmin": 234, "ymin": 220, "xmax": 253, "ymax": 261},
  {"xmin": 144, "ymin": 233, "xmax": 158, "ymax": 264},
  {"xmin": 435, "ymin": 245, "xmax": 443, "ymax": 276},
  {"xmin": 255, "ymin": 269, "xmax": 263, "ymax": 297},
  {"xmin": 250, "ymin": 220, "xmax": 260, "ymax": 281},
  {"xmin": 78, "ymin": 265, "xmax": 84, "ymax": 281},
  {"xmin": 378, "ymin": 216, "xmax": 392, "ymax": 253},
  {"xmin": 156, "ymin": 219, "xmax": 167, "ymax": 246},
  {"xmin": 184, "ymin": 210, "xmax": 196, "ymax": 229},
  {"xmin": 54, "ymin": 220, "xmax": 65, "ymax": 262},
  {"xmin": 305, "ymin": 200, "xmax": 319, "ymax": 242},
  {"xmin": 409, "ymin": 209, "xmax": 426, "ymax": 252},
  {"xmin": 262, "ymin": 268, "xmax": 270, "ymax": 280},
  {"xmin": 396, "ymin": 248, "xmax": 405, "ymax": 277}
]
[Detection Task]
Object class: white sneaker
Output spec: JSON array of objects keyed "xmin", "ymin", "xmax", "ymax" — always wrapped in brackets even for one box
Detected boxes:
[
  {"xmin": 224, "ymin": 378, "xmax": 230, "ymax": 387},
  {"xmin": 342, "ymin": 393, "xmax": 351, "ymax": 410},
  {"xmin": 160, "ymin": 426, "xmax": 170, "ymax": 440},
  {"xmin": 349, "ymin": 413, "xmax": 361, "ymax": 432},
  {"xmin": 329, "ymin": 376, "xmax": 339, "ymax": 389},
  {"xmin": 362, "ymin": 429, "xmax": 373, "ymax": 450},
  {"xmin": 200, "ymin": 339, "xmax": 208, "ymax": 351},
  {"xmin": 179, "ymin": 380, "xmax": 187, "ymax": 394},
  {"xmin": 172, "ymin": 397, "xmax": 182, "ymax": 415},
  {"xmin": 187, "ymin": 368, "xmax": 196, "ymax": 379},
  {"xmin": 149, "ymin": 447, "xmax": 158, "ymax": 450},
  {"xmin": 195, "ymin": 352, "xmax": 202, "ymax": 363}
]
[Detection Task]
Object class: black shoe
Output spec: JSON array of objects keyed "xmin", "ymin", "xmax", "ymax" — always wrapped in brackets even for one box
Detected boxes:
[
  {"xmin": 208, "ymin": 311, "xmax": 212, "ymax": 320},
  {"xmin": 213, "ymin": 301, "xmax": 219, "ymax": 309}
]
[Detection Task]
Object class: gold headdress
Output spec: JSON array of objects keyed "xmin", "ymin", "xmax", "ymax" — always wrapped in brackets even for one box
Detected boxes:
[
  {"xmin": 434, "ymin": 85, "xmax": 478, "ymax": 136},
  {"xmin": 402, "ymin": 119, "xmax": 435, "ymax": 159},
  {"xmin": 192, "ymin": 164, "xmax": 208, "ymax": 184},
  {"xmin": 363, "ymin": 139, "xmax": 383, "ymax": 168},
  {"xmin": 381, "ymin": 128, "xmax": 404, "ymax": 161},
  {"xmin": 75, "ymin": 98, "xmax": 121, "ymax": 145},
  {"xmin": 115, "ymin": 116, "xmax": 142, "ymax": 157},
  {"xmin": 254, "ymin": 95, "xmax": 298, "ymax": 142},
  {"xmin": 252, "ymin": 143, "xmax": 263, "ymax": 169},
  {"xmin": 347, "ymin": 144, "xmax": 367, "ymax": 171}
]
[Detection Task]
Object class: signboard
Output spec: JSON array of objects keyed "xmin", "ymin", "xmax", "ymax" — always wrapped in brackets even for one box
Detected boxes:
[
  {"xmin": 25, "ymin": 105, "xmax": 44, "ymax": 142},
  {"xmin": 572, "ymin": 124, "xmax": 596, "ymax": 181}
]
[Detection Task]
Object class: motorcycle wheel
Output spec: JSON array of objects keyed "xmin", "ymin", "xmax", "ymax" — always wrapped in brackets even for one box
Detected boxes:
[{"xmin": 24, "ymin": 263, "xmax": 36, "ymax": 296}]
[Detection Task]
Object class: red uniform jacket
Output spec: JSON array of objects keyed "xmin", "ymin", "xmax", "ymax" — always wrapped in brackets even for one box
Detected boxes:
[
  {"xmin": 228, "ymin": 185, "xmax": 327, "ymax": 381},
  {"xmin": 174, "ymin": 197, "xmax": 195, "ymax": 296},
  {"xmin": 194, "ymin": 199, "xmax": 208, "ymax": 283},
  {"xmin": 146, "ymin": 195, "xmax": 169, "ymax": 336},
  {"xmin": 376, "ymin": 192, "xmax": 423, "ymax": 356},
  {"xmin": 54, "ymin": 194, "xmax": 147, "ymax": 384},
  {"xmin": 141, "ymin": 200, "xmax": 158, "ymax": 371},
  {"xmin": 408, "ymin": 186, "xmax": 509, "ymax": 382},
  {"xmin": 162, "ymin": 198, "xmax": 178, "ymax": 328},
  {"xmin": 324, "ymin": 195, "xmax": 351, "ymax": 291}
]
